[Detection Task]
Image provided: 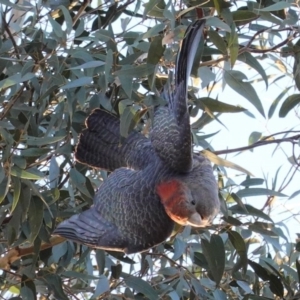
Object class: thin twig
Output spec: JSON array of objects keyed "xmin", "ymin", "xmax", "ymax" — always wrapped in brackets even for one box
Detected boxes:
[{"xmin": 213, "ymin": 134, "xmax": 300, "ymax": 155}]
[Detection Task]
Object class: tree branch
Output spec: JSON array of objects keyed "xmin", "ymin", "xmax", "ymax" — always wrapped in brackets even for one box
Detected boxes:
[
  {"xmin": 0, "ymin": 236, "xmax": 65, "ymax": 270},
  {"xmin": 213, "ymin": 134, "xmax": 300, "ymax": 155}
]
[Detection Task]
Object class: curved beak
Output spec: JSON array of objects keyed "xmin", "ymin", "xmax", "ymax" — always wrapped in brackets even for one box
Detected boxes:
[{"xmin": 186, "ymin": 212, "xmax": 210, "ymax": 227}]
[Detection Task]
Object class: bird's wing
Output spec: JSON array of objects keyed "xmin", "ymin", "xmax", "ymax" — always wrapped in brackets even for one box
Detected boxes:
[
  {"xmin": 75, "ymin": 109, "xmax": 154, "ymax": 171},
  {"xmin": 54, "ymin": 167, "xmax": 174, "ymax": 254},
  {"xmin": 151, "ymin": 20, "xmax": 206, "ymax": 173}
]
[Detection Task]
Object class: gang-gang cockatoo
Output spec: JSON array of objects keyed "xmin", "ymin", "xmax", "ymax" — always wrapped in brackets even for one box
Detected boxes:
[{"xmin": 54, "ymin": 19, "xmax": 220, "ymax": 254}]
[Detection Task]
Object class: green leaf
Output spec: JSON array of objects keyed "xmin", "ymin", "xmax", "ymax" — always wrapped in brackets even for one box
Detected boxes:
[
  {"xmin": 42, "ymin": 274, "xmax": 69, "ymax": 300},
  {"xmin": 0, "ymin": 0, "xmax": 32, "ymax": 9},
  {"xmin": 0, "ymin": 163, "xmax": 4, "ymax": 183},
  {"xmin": 224, "ymin": 70, "xmax": 265, "ymax": 117},
  {"xmin": 223, "ymin": 215, "xmax": 243, "ymax": 226},
  {"xmin": 59, "ymin": 5, "xmax": 73, "ymax": 35},
  {"xmin": 290, "ymin": 190, "xmax": 300, "ymax": 200},
  {"xmin": 11, "ymin": 176, "xmax": 21, "ymax": 213},
  {"xmin": 119, "ymin": 74, "xmax": 133, "ymax": 99},
  {"xmin": 293, "ymin": 52, "xmax": 300, "ymax": 91},
  {"xmin": 201, "ymin": 235, "xmax": 225, "ymax": 285},
  {"xmin": 49, "ymin": 156, "xmax": 59, "ymax": 189},
  {"xmin": 28, "ymin": 197, "xmax": 44, "ymax": 243},
  {"xmin": 248, "ymin": 259, "xmax": 270, "ymax": 280},
  {"xmin": 206, "ymin": 17, "xmax": 231, "ymax": 32},
  {"xmin": 48, "ymin": 15, "xmax": 64, "ymax": 38},
  {"xmin": 62, "ymin": 270, "xmax": 99, "ymax": 280},
  {"xmin": 95, "ymin": 29, "xmax": 113, "ymax": 42},
  {"xmin": 199, "ymin": 97, "xmax": 246, "ymax": 113},
  {"xmin": 248, "ymin": 131, "xmax": 262, "ymax": 145},
  {"xmin": 147, "ymin": 35, "xmax": 165, "ymax": 91},
  {"xmin": 228, "ymin": 25, "xmax": 239, "ymax": 67},
  {"xmin": 172, "ymin": 237, "xmax": 186, "ymax": 261},
  {"xmin": 209, "ymin": 30, "xmax": 227, "ymax": 54},
  {"xmin": 105, "ymin": 49, "xmax": 113, "ymax": 88},
  {"xmin": 279, "ymin": 94, "xmax": 300, "ymax": 117},
  {"xmin": 248, "ymin": 260, "xmax": 283, "ymax": 297},
  {"xmin": 143, "ymin": 0, "xmax": 164, "ymax": 18},
  {"xmin": 0, "ymin": 177, "xmax": 10, "ymax": 204},
  {"xmin": 93, "ymin": 275, "xmax": 110, "ymax": 298},
  {"xmin": 68, "ymin": 60, "xmax": 106, "ymax": 70},
  {"xmin": 0, "ymin": 73, "xmax": 35, "ymax": 90},
  {"xmin": 212, "ymin": 0, "xmax": 221, "ymax": 14},
  {"xmin": 230, "ymin": 204, "xmax": 273, "ymax": 222},
  {"xmin": 11, "ymin": 166, "xmax": 45, "ymax": 180},
  {"xmin": 202, "ymin": 150, "xmax": 254, "ymax": 176},
  {"xmin": 20, "ymin": 147, "xmax": 51, "ymax": 157},
  {"xmin": 238, "ymin": 52, "xmax": 268, "ymax": 88},
  {"xmin": 21, "ymin": 275, "xmax": 37, "ymax": 300},
  {"xmin": 232, "ymin": 10, "xmax": 258, "ymax": 26},
  {"xmin": 142, "ymin": 23, "xmax": 165, "ymax": 39},
  {"xmin": 119, "ymin": 105, "xmax": 147, "ymax": 140},
  {"xmin": 116, "ymin": 64, "xmax": 156, "ymax": 77},
  {"xmin": 61, "ymin": 77, "xmax": 92, "ymax": 89},
  {"xmin": 69, "ymin": 168, "xmax": 92, "ymax": 198},
  {"xmin": 26, "ymin": 135, "xmax": 65, "ymax": 146},
  {"xmin": 240, "ymin": 178, "xmax": 264, "ymax": 186},
  {"xmin": 123, "ymin": 32, "xmax": 140, "ymax": 45},
  {"xmin": 228, "ymin": 231, "xmax": 247, "ymax": 272},
  {"xmin": 124, "ymin": 275, "xmax": 158, "ymax": 300},
  {"xmin": 158, "ymin": 267, "xmax": 179, "ymax": 277},
  {"xmin": 193, "ymin": 251, "xmax": 209, "ymax": 269},
  {"xmin": 256, "ymin": 2, "xmax": 291, "ymax": 12},
  {"xmin": 296, "ymin": 260, "xmax": 300, "ymax": 283},
  {"xmin": 268, "ymin": 87, "xmax": 293, "ymax": 119},
  {"xmin": 236, "ymin": 188, "xmax": 287, "ymax": 198},
  {"xmin": 231, "ymin": 193, "xmax": 249, "ymax": 213}
]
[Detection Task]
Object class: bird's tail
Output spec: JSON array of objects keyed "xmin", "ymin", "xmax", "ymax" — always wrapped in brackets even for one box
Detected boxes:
[
  {"xmin": 151, "ymin": 20, "xmax": 206, "ymax": 173},
  {"xmin": 75, "ymin": 109, "xmax": 150, "ymax": 171},
  {"xmin": 53, "ymin": 208, "xmax": 128, "ymax": 252},
  {"xmin": 53, "ymin": 210, "xmax": 100, "ymax": 246}
]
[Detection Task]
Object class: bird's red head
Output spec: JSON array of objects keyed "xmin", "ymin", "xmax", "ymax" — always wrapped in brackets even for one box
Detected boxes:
[{"xmin": 156, "ymin": 179, "xmax": 208, "ymax": 227}]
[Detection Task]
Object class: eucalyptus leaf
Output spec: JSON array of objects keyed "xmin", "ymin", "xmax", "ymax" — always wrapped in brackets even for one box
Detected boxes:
[
  {"xmin": 224, "ymin": 70, "xmax": 265, "ymax": 117},
  {"xmin": 68, "ymin": 61, "xmax": 106, "ymax": 70},
  {"xmin": 201, "ymin": 235, "xmax": 225, "ymax": 285},
  {"xmin": 62, "ymin": 77, "xmax": 92, "ymax": 89},
  {"xmin": 28, "ymin": 197, "xmax": 44, "ymax": 243},
  {"xmin": 236, "ymin": 188, "xmax": 287, "ymax": 198},
  {"xmin": 256, "ymin": 2, "xmax": 290, "ymax": 12},
  {"xmin": 279, "ymin": 94, "xmax": 300, "ymax": 117},
  {"xmin": 124, "ymin": 276, "xmax": 158, "ymax": 300}
]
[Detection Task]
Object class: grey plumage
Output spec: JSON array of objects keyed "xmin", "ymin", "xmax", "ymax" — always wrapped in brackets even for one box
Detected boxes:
[{"xmin": 54, "ymin": 19, "xmax": 220, "ymax": 254}]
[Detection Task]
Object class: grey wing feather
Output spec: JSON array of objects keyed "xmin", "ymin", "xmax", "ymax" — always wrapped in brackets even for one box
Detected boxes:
[
  {"xmin": 151, "ymin": 20, "xmax": 206, "ymax": 173},
  {"xmin": 75, "ymin": 109, "xmax": 154, "ymax": 171}
]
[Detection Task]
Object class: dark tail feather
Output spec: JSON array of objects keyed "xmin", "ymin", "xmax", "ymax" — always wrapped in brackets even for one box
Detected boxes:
[
  {"xmin": 176, "ymin": 20, "xmax": 206, "ymax": 93},
  {"xmin": 151, "ymin": 20, "xmax": 206, "ymax": 173},
  {"xmin": 53, "ymin": 210, "xmax": 103, "ymax": 246},
  {"xmin": 53, "ymin": 208, "xmax": 128, "ymax": 252},
  {"xmin": 75, "ymin": 109, "xmax": 151, "ymax": 171},
  {"xmin": 172, "ymin": 20, "xmax": 206, "ymax": 122}
]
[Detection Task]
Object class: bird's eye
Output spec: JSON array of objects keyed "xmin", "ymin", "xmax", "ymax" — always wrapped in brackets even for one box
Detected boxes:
[{"xmin": 191, "ymin": 200, "xmax": 196, "ymax": 205}]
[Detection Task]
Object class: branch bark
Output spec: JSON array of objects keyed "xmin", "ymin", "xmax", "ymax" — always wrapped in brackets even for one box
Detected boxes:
[{"xmin": 0, "ymin": 235, "xmax": 65, "ymax": 270}]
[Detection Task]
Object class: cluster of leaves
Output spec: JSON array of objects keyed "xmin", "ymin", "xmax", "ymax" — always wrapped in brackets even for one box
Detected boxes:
[{"xmin": 0, "ymin": 0, "xmax": 299, "ymax": 299}]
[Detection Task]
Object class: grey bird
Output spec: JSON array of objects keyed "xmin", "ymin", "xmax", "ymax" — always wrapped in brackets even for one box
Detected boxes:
[{"xmin": 54, "ymin": 19, "xmax": 220, "ymax": 254}]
